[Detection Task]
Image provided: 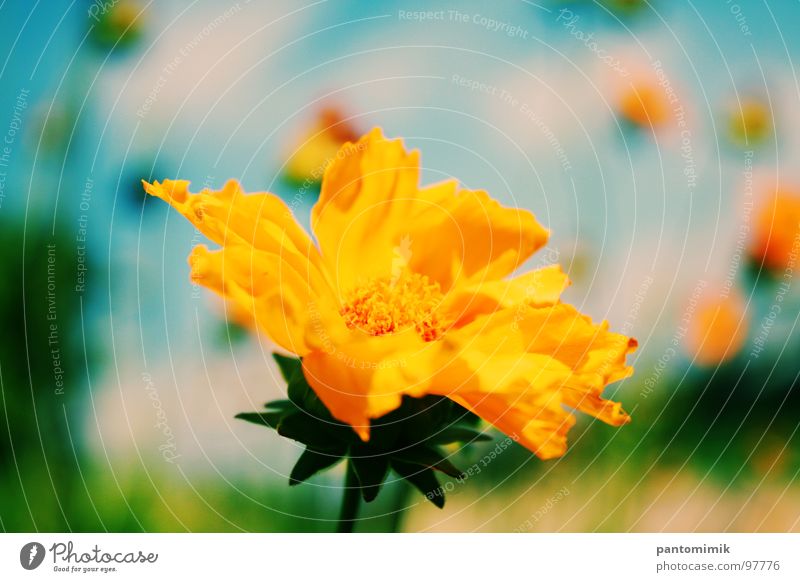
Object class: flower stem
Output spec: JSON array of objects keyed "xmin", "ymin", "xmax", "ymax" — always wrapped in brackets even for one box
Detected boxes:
[{"xmin": 337, "ymin": 460, "xmax": 360, "ymax": 533}]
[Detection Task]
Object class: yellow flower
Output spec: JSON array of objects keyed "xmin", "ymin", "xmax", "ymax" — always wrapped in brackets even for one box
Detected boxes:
[
  {"xmin": 89, "ymin": 0, "xmax": 144, "ymax": 50},
  {"xmin": 283, "ymin": 106, "xmax": 359, "ymax": 185},
  {"xmin": 728, "ymin": 98, "xmax": 771, "ymax": 147},
  {"xmin": 143, "ymin": 128, "xmax": 636, "ymax": 460}
]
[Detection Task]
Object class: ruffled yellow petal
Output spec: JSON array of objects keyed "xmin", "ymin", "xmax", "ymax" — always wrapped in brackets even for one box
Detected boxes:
[
  {"xmin": 311, "ymin": 129, "xmax": 549, "ymax": 293},
  {"xmin": 311, "ymin": 128, "xmax": 421, "ymax": 290},
  {"xmin": 503, "ymin": 303, "xmax": 636, "ymax": 426},
  {"xmin": 442, "ymin": 264, "xmax": 570, "ymax": 327},
  {"xmin": 427, "ymin": 303, "xmax": 635, "ymax": 456},
  {"xmin": 143, "ymin": 179, "xmax": 337, "ymax": 355},
  {"xmin": 301, "ymin": 331, "xmax": 435, "ymax": 440},
  {"xmin": 471, "ymin": 264, "xmax": 570, "ymax": 308},
  {"xmin": 376, "ymin": 345, "xmax": 580, "ymax": 458},
  {"xmin": 143, "ymin": 179, "xmax": 326, "ymax": 275},
  {"xmin": 406, "ymin": 187, "xmax": 549, "ymax": 290},
  {"xmin": 188, "ymin": 244, "xmax": 332, "ymax": 355},
  {"xmin": 451, "ymin": 391, "xmax": 576, "ymax": 460}
]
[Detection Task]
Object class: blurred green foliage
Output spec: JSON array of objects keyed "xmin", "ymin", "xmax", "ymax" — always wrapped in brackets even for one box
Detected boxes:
[{"xmin": 0, "ymin": 215, "xmax": 87, "ymax": 530}]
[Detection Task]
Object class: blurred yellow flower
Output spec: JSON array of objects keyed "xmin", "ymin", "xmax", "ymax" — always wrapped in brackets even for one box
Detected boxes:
[
  {"xmin": 89, "ymin": 0, "xmax": 144, "ymax": 50},
  {"xmin": 685, "ymin": 293, "xmax": 748, "ymax": 366},
  {"xmin": 619, "ymin": 82, "xmax": 670, "ymax": 129},
  {"xmin": 728, "ymin": 98, "xmax": 771, "ymax": 147},
  {"xmin": 143, "ymin": 128, "xmax": 636, "ymax": 459},
  {"xmin": 283, "ymin": 106, "xmax": 359, "ymax": 185},
  {"xmin": 751, "ymin": 188, "xmax": 800, "ymax": 272}
]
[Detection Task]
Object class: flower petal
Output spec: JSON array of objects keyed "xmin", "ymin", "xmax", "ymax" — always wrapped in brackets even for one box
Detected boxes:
[
  {"xmin": 311, "ymin": 128, "xmax": 422, "ymax": 290},
  {"xmin": 431, "ymin": 302, "xmax": 635, "ymax": 455},
  {"xmin": 144, "ymin": 179, "xmax": 337, "ymax": 355},
  {"xmin": 301, "ymin": 331, "xmax": 434, "ymax": 440},
  {"xmin": 407, "ymin": 187, "xmax": 549, "ymax": 290},
  {"xmin": 143, "ymin": 178, "xmax": 326, "ymax": 275},
  {"xmin": 376, "ymin": 343, "xmax": 579, "ymax": 459},
  {"xmin": 442, "ymin": 264, "xmax": 570, "ymax": 328},
  {"xmin": 510, "ymin": 304, "xmax": 637, "ymax": 419},
  {"xmin": 451, "ymin": 391, "xmax": 576, "ymax": 460},
  {"xmin": 310, "ymin": 129, "xmax": 549, "ymax": 294},
  {"xmin": 300, "ymin": 282, "xmax": 634, "ymax": 454},
  {"xmin": 188, "ymin": 244, "xmax": 332, "ymax": 356}
]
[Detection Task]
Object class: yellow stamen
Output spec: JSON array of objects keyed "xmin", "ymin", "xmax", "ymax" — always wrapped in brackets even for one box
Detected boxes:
[{"xmin": 340, "ymin": 273, "xmax": 445, "ymax": 341}]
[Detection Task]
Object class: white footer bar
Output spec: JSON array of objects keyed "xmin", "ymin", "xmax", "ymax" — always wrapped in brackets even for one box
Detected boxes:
[{"xmin": 1, "ymin": 533, "xmax": 797, "ymax": 581}]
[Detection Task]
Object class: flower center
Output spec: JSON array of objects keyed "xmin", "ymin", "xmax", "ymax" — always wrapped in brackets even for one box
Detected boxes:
[{"xmin": 340, "ymin": 272, "xmax": 446, "ymax": 341}]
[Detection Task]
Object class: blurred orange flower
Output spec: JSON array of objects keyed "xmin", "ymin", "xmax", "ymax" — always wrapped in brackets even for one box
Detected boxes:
[
  {"xmin": 143, "ymin": 128, "xmax": 636, "ymax": 459},
  {"xmin": 685, "ymin": 292, "xmax": 748, "ymax": 366},
  {"xmin": 283, "ymin": 106, "xmax": 359, "ymax": 185},
  {"xmin": 619, "ymin": 82, "xmax": 670, "ymax": 129},
  {"xmin": 751, "ymin": 188, "xmax": 800, "ymax": 272}
]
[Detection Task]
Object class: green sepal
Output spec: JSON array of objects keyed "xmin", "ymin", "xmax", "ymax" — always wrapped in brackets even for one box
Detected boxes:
[
  {"xmin": 239, "ymin": 357, "xmax": 496, "ymax": 509},
  {"xmin": 272, "ymin": 353, "xmax": 302, "ymax": 383},
  {"xmin": 399, "ymin": 396, "xmax": 455, "ymax": 442},
  {"xmin": 263, "ymin": 399, "xmax": 294, "ymax": 412},
  {"xmin": 234, "ymin": 411, "xmax": 284, "ymax": 429},
  {"xmin": 287, "ymin": 369, "xmax": 339, "ymax": 423},
  {"xmin": 350, "ymin": 452, "xmax": 390, "ymax": 502},
  {"xmin": 366, "ymin": 412, "xmax": 404, "ymax": 451},
  {"xmin": 393, "ymin": 446, "xmax": 465, "ymax": 478},
  {"xmin": 277, "ymin": 412, "xmax": 352, "ymax": 452},
  {"xmin": 427, "ymin": 426, "xmax": 492, "ymax": 446},
  {"xmin": 392, "ymin": 460, "xmax": 445, "ymax": 508},
  {"xmin": 290, "ymin": 447, "xmax": 345, "ymax": 486},
  {"xmin": 445, "ymin": 403, "xmax": 481, "ymax": 428}
]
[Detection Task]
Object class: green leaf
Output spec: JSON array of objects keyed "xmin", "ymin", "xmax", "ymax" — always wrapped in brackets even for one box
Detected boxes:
[
  {"xmin": 393, "ymin": 446, "xmax": 465, "ymax": 478},
  {"xmin": 427, "ymin": 426, "xmax": 492, "ymax": 446},
  {"xmin": 290, "ymin": 447, "xmax": 344, "ymax": 486},
  {"xmin": 392, "ymin": 461, "xmax": 445, "ymax": 508},
  {"xmin": 350, "ymin": 454, "xmax": 390, "ymax": 502},
  {"xmin": 272, "ymin": 353, "xmax": 302, "ymax": 383},
  {"xmin": 235, "ymin": 411, "xmax": 283, "ymax": 430}
]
